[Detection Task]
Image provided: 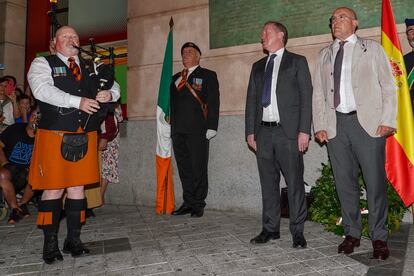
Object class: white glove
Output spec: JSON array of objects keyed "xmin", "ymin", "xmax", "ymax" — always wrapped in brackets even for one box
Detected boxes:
[{"xmin": 206, "ymin": 129, "xmax": 217, "ymax": 140}]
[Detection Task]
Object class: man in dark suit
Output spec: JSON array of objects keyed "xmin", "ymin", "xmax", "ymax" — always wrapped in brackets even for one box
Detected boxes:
[
  {"xmin": 170, "ymin": 42, "xmax": 220, "ymax": 218},
  {"xmin": 404, "ymin": 18, "xmax": 414, "ymax": 115},
  {"xmin": 245, "ymin": 21, "xmax": 312, "ymax": 247}
]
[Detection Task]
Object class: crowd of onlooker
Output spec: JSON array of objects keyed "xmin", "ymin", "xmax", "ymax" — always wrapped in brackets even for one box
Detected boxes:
[{"xmin": 0, "ymin": 75, "xmax": 38, "ymax": 224}]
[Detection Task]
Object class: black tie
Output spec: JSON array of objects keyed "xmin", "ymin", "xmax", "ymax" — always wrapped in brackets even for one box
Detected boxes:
[
  {"xmin": 334, "ymin": 41, "xmax": 347, "ymax": 108},
  {"xmin": 262, "ymin": 54, "xmax": 276, "ymax": 108}
]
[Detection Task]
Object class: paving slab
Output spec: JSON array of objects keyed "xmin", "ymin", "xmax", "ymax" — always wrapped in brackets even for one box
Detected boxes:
[{"xmin": 0, "ymin": 204, "xmax": 411, "ymax": 275}]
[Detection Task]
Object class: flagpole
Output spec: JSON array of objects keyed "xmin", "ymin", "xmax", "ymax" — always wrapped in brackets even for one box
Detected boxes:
[
  {"xmin": 162, "ymin": 17, "xmax": 174, "ymax": 215},
  {"xmin": 163, "ymin": 171, "xmax": 167, "ymax": 214},
  {"xmin": 169, "ymin": 16, "xmax": 174, "ymax": 30},
  {"xmin": 412, "ymin": 205, "xmax": 414, "ymax": 223},
  {"xmin": 156, "ymin": 16, "xmax": 175, "ymax": 214}
]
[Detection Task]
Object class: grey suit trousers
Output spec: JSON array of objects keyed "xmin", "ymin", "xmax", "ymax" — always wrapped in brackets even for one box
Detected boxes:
[
  {"xmin": 256, "ymin": 125, "xmax": 307, "ymax": 235},
  {"xmin": 327, "ymin": 112, "xmax": 388, "ymax": 241}
]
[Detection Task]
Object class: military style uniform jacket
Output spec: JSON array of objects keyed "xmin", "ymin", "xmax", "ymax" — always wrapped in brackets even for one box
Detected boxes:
[
  {"xmin": 170, "ymin": 66, "xmax": 220, "ymax": 135},
  {"xmin": 404, "ymin": 51, "xmax": 414, "ymax": 113}
]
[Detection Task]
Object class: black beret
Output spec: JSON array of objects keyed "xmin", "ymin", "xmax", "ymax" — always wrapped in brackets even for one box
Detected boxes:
[
  {"xmin": 181, "ymin": 42, "xmax": 202, "ymax": 56},
  {"xmin": 405, "ymin": 18, "xmax": 414, "ymax": 27}
]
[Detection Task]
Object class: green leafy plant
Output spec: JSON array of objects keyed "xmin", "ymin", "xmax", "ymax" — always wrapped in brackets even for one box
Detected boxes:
[{"xmin": 309, "ymin": 162, "xmax": 406, "ymax": 237}]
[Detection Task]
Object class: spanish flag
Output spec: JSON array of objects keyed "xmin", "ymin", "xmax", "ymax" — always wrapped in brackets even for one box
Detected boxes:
[
  {"xmin": 381, "ymin": 0, "xmax": 414, "ymax": 206},
  {"xmin": 155, "ymin": 18, "xmax": 175, "ymax": 214}
]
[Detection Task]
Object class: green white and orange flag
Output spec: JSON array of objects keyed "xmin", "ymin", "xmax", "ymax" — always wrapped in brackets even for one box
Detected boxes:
[
  {"xmin": 155, "ymin": 18, "xmax": 175, "ymax": 214},
  {"xmin": 381, "ymin": 0, "xmax": 414, "ymax": 206}
]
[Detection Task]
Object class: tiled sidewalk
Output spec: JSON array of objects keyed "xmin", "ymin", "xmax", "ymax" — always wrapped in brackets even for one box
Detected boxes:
[{"xmin": 0, "ymin": 205, "xmax": 410, "ymax": 275}]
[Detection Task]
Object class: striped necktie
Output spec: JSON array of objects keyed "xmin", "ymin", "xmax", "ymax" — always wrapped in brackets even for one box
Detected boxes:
[
  {"xmin": 68, "ymin": 57, "xmax": 82, "ymax": 81},
  {"xmin": 177, "ymin": 68, "xmax": 188, "ymax": 90}
]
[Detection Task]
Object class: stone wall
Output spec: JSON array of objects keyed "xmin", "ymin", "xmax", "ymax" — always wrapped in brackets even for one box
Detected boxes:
[{"xmin": 111, "ymin": 0, "xmax": 412, "ymax": 216}]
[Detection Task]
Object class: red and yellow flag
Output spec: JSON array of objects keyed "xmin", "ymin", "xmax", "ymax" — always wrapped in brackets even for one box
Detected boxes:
[{"xmin": 381, "ymin": 0, "xmax": 414, "ymax": 206}]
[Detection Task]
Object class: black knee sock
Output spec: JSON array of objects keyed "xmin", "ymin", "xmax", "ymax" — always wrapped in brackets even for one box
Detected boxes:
[
  {"xmin": 65, "ymin": 198, "xmax": 86, "ymax": 240},
  {"xmin": 37, "ymin": 199, "xmax": 62, "ymax": 237}
]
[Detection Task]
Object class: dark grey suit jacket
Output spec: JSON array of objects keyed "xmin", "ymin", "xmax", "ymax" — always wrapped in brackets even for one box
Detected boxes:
[{"xmin": 245, "ymin": 50, "xmax": 313, "ymax": 140}]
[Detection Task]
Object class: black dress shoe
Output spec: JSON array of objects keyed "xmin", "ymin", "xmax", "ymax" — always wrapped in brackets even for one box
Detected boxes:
[
  {"xmin": 43, "ymin": 235, "xmax": 63, "ymax": 264},
  {"xmin": 338, "ymin": 235, "xmax": 360, "ymax": 254},
  {"xmin": 191, "ymin": 208, "xmax": 204, "ymax": 217},
  {"xmin": 62, "ymin": 238, "xmax": 90, "ymax": 257},
  {"xmin": 250, "ymin": 229, "xmax": 280, "ymax": 244},
  {"xmin": 372, "ymin": 240, "xmax": 389, "ymax": 260},
  {"xmin": 85, "ymin": 209, "xmax": 95, "ymax": 218},
  {"xmin": 292, "ymin": 232, "xmax": 307, "ymax": 248},
  {"xmin": 172, "ymin": 204, "xmax": 192, "ymax": 216}
]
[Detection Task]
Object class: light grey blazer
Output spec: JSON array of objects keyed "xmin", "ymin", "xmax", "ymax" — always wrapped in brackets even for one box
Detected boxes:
[{"xmin": 312, "ymin": 36, "xmax": 397, "ymax": 138}]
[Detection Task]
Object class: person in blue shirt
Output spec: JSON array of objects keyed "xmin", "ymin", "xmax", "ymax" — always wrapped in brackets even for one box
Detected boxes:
[{"xmin": 0, "ymin": 107, "xmax": 37, "ymax": 224}]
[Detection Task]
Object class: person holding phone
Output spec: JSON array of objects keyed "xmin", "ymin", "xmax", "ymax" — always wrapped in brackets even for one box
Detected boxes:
[{"xmin": 0, "ymin": 76, "xmax": 20, "ymax": 129}]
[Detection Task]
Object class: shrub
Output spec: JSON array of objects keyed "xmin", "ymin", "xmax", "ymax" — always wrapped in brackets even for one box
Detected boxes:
[{"xmin": 309, "ymin": 162, "xmax": 406, "ymax": 236}]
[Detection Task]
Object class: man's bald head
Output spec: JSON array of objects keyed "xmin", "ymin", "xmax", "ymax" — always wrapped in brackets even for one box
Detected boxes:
[
  {"xmin": 54, "ymin": 26, "xmax": 80, "ymax": 57},
  {"xmin": 330, "ymin": 7, "xmax": 359, "ymax": 40}
]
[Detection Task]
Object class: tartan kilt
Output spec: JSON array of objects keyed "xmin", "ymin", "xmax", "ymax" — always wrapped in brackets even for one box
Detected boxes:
[{"xmin": 29, "ymin": 128, "xmax": 99, "ymax": 190}]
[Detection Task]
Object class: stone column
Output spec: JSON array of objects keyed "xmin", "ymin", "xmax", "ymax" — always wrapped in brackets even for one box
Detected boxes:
[{"xmin": 0, "ymin": 0, "xmax": 27, "ymax": 86}]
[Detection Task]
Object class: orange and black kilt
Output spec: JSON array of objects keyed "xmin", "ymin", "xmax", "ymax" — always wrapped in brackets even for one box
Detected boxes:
[{"xmin": 29, "ymin": 129, "xmax": 99, "ymax": 190}]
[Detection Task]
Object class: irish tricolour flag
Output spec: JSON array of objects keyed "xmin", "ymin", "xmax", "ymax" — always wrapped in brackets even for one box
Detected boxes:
[
  {"xmin": 382, "ymin": 0, "xmax": 414, "ymax": 206},
  {"xmin": 155, "ymin": 18, "xmax": 174, "ymax": 214}
]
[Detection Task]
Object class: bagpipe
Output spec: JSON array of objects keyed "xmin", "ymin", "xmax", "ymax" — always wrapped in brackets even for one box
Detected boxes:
[{"xmin": 73, "ymin": 43, "xmax": 117, "ymax": 132}]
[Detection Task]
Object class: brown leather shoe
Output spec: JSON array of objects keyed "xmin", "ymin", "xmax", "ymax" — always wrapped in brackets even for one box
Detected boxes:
[
  {"xmin": 372, "ymin": 240, "xmax": 389, "ymax": 260},
  {"xmin": 338, "ymin": 235, "xmax": 360, "ymax": 254}
]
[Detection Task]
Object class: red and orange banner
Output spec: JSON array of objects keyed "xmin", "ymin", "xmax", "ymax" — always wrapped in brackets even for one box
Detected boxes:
[{"xmin": 381, "ymin": 0, "xmax": 414, "ymax": 206}]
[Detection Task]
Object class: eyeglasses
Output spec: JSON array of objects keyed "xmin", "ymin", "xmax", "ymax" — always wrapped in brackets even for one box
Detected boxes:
[
  {"xmin": 407, "ymin": 29, "xmax": 414, "ymax": 36},
  {"xmin": 329, "ymin": 14, "xmax": 355, "ymax": 24}
]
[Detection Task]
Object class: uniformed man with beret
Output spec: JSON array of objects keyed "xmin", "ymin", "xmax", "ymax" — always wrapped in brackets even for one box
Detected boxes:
[
  {"xmin": 170, "ymin": 42, "xmax": 220, "ymax": 218},
  {"xmin": 404, "ymin": 18, "xmax": 414, "ymax": 114}
]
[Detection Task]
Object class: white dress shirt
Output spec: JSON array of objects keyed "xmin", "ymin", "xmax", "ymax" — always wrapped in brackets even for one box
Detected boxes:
[
  {"xmin": 175, "ymin": 65, "xmax": 199, "ymax": 87},
  {"xmin": 262, "ymin": 48, "xmax": 284, "ymax": 122},
  {"xmin": 27, "ymin": 53, "xmax": 120, "ymax": 109},
  {"xmin": 334, "ymin": 34, "xmax": 357, "ymax": 113}
]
